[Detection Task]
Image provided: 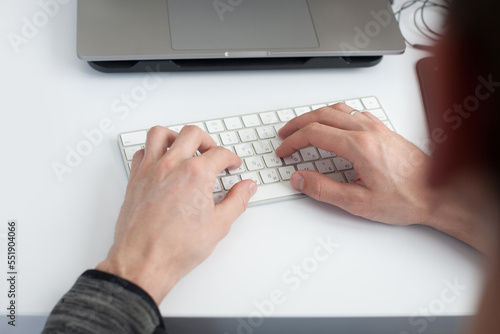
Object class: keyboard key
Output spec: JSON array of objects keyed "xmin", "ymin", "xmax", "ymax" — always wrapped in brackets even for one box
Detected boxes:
[
  {"xmin": 256, "ymin": 126, "xmax": 275, "ymax": 139},
  {"xmin": 270, "ymin": 138, "xmax": 284, "ymax": 151},
  {"xmin": 206, "ymin": 119, "xmax": 225, "ymax": 133},
  {"xmin": 278, "ymin": 166, "xmax": 296, "ymax": 180},
  {"xmin": 213, "ymin": 179, "xmax": 223, "ymax": 193},
  {"xmin": 248, "ymin": 182, "xmax": 302, "ymax": 203},
  {"xmin": 120, "ymin": 131, "xmax": 147, "ymax": 147},
  {"xmin": 333, "ymin": 157, "xmax": 353, "ymax": 171},
  {"xmin": 210, "ymin": 134, "xmax": 221, "ymax": 146},
  {"xmin": 220, "ymin": 132, "xmax": 239, "ymax": 145},
  {"xmin": 283, "ymin": 152, "xmax": 301, "ymax": 165},
  {"xmin": 315, "ymin": 159, "xmax": 335, "ymax": 174},
  {"xmin": 124, "ymin": 145, "xmax": 145, "ymax": 161},
  {"xmin": 242, "ymin": 114, "xmax": 261, "ymax": 127},
  {"xmin": 299, "ymin": 147, "xmax": 320, "ymax": 161},
  {"xmin": 228, "ymin": 164, "xmax": 246, "ymax": 175},
  {"xmin": 241, "ymin": 172, "xmax": 261, "ymax": 185},
  {"xmin": 367, "ymin": 108, "xmax": 387, "ymax": 120},
  {"xmin": 260, "ymin": 112, "xmax": 279, "ymax": 125},
  {"xmin": 294, "ymin": 106, "xmax": 311, "ymax": 115},
  {"xmin": 224, "ymin": 117, "xmax": 243, "ymax": 130},
  {"xmin": 221, "ymin": 175, "xmax": 240, "ymax": 190},
  {"xmin": 260, "ymin": 169, "xmax": 280, "ymax": 184},
  {"xmin": 274, "ymin": 124, "xmax": 285, "ymax": 134},
  {"xmin": 238, "ymin": 129, "xmax": 258, "ymax": 142},
  {"xmin": 361, "ymin": 97, "xmax": 380, "ymax": 109},
  {"xmin": 297, "ymin": 162, "xmax": 315, "ymax": 171},
  {"xmin": 245, "ymin": 156, "xmax": 265, "ymax": 171},
  {"xmin": 344, "ymin": 99, "xmax": 364, "ymax": 110},
  {"xmin": 253, "ymin": 141, "xmax": 273, "ymax": 154},
  {"xmin": 318, "ymin": 148, "xmax": 336, "ymax": 159},
  {"xmin": 277, "ymin": 109, "xmax": 295, "ymax": 122},
  {"xmin": 223, "ymin": 146, "xmax": 235, "ymax": 154},
  {"xmin": 234, "ymin": 144, "xmax": 254, "ymax": 157},
  {"xmin": 263, "ymin": 153, "xmax": 283, "ymax": 167}
]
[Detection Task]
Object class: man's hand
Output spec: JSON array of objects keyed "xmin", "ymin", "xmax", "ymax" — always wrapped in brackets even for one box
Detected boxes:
[
  {"xmin": 275, "ymin": 103, "xmax": 486, "ymax": 252},
  {"xmin": 97, "ymin": 125, "xmax": 257, "ymax": 305},
  {"xmin": 276, "ymin": 103, "xmax": 435, "ymax": 225}
]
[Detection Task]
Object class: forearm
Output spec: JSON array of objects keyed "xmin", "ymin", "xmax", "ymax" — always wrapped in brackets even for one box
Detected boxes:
[{"xmin": 42, "ymin": 270, "xmax": 167, "ymax": 334}]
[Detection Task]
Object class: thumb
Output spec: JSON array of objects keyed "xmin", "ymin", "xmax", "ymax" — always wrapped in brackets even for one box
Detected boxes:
[
  {"xmin": 290, "ymin": 170, "xmax": 366, "ymax": 209},
  {"xmin": 215, "ymin": 179, "xmax": 257, "ymax": 225}
]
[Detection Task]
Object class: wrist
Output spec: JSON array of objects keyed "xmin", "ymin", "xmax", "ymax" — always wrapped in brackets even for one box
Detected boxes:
[
  {"xmin": 96, "ymin": 255, "xmax": 180, "ymax": 305},
  {"xmin": 420, "ymin": 187, "xmax": 487, "ymax": 253}
]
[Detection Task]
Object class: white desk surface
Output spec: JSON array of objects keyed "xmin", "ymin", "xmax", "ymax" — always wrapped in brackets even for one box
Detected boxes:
[{"xmin": 0, "ymin": 0, "xmax": 485, "ymax": 321}]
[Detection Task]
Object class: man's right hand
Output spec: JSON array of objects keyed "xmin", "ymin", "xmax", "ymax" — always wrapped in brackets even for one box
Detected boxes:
[
  {"xmin": 275, "ymin": 103, "xmax": 484, "ymax": 252},
  {"xmin": 276, "ymin": 103, "xmax": 435, "ymax": 225}
]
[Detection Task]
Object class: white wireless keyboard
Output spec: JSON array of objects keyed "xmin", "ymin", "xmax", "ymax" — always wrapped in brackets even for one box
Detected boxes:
[{"xmin": 118, "ymin": 96, "xmax": 395, "ymax": 205}]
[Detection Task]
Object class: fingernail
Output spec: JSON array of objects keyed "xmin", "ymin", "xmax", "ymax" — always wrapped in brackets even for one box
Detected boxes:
[
  {"xmin": 249, "ymin": 182, "xmax": 258, "ymax": 197},
  {"xmin": 290, "ymin": 173, "xmax": 304, "ymax": 191}
]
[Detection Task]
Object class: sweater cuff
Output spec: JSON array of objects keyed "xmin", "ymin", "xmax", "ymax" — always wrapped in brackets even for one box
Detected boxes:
[
  {"xmin": 43, "ymin": 269, "xmax": 167, "ymax": 334},
  {"xmin": 82, "ymin": 269, "xmax": 165, "ymax": 329}
]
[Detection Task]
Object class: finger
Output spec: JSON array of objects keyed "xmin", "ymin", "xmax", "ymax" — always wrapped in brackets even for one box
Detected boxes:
[
  {"xmin": 129, "ymin": 148, "xmax": 145, "ymax": 181},
  {"xmin": 331, "ymin": 102, "xmax": 359, "ymax": 113},
  {"xmin": 278, "ymin": 104, "xmax": 367, "ymax": 139},
  {"xmin": 215, "ymin": 179, "xmax": 257, "ymax": 230},
  {"xmin": 275, "ymin": 122, "xmax": 354, "ymax": 160},
  {"xmin": 143, "ymin": 126, "xmax": 178, "ymax": 164},
  {"xmin": 289, "ymin": 170, "xmax": 369, "ymax": 214},
  {"xmin": 361, "ymin": 111, "xmax": 383, "ymax": 123},
  {"xmin": 333, "ymin": 103, "xmax": 377, "ymax": 124},
  {"xmin": 167, "ymin": 125, "xmax": 217, "ymax": 161},
  {"xmin": 197, "ymin": 146, "xmax": 242, "ymax": 176}
]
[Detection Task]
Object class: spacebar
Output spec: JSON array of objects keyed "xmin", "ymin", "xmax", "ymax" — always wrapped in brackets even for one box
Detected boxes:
[{"xmin": 248, "ymin": 181, "xmax": 304, "ymax": 205}]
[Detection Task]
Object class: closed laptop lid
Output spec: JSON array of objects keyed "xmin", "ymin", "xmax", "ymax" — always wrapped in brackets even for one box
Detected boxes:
[{"xmin": 77, "ymin": 0, "xmax": 405, "ymax": 62}]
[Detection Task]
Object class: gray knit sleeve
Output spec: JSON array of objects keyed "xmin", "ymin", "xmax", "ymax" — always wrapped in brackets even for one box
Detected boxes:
[{"xmin": 42, "ymin": 270, "xmax": 167, "ymax": 334}]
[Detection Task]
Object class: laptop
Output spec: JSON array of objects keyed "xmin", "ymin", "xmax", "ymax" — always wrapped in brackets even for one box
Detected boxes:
[{"xmin": 77, "ymin": 0, "xmax": 405, "ymax": 72}]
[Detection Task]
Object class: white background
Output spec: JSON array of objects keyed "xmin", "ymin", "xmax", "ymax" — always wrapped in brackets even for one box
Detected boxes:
[{"xmin": 0, "ymin": 0, "xmax": 484, "ymax": 324}]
